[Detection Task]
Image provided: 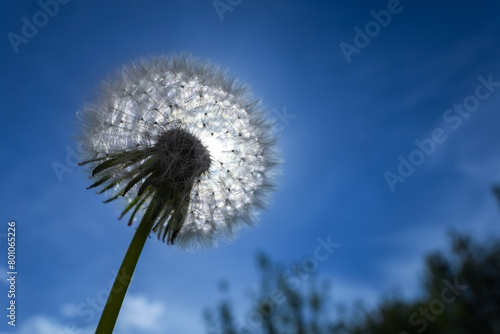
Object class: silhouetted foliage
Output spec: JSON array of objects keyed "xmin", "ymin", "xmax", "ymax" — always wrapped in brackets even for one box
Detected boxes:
[
  {"xmin": 492, "ymin": 185, "xmax": 500, "ymax": 207},
  {"xmin": 204, "ymin": 232, "xmax": 500, "ymax": 334}
]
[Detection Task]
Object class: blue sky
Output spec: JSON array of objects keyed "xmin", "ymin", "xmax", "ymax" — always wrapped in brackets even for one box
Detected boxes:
[{"xmin": 1, "ymin": 0, "xmax": 500, "ymax": 333}]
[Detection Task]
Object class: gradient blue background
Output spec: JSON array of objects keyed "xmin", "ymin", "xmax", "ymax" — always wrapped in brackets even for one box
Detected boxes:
[{"xmin": 1, "ymin": 1, "xmax": 500, "ymax": 333}]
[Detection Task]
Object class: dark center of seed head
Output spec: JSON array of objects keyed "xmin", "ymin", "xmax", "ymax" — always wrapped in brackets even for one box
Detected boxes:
[{"xmin": 154, "ymin": 129, "xmax": 211, "ymax": 186}]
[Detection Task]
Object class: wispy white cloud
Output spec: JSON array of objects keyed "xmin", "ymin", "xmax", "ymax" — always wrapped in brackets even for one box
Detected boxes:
[
  {"xmin": 116, "ymin": 294, "xmax": 166, "ymax": 333},
  {"xmin": 52, "ymin": 293, "xmax": 203, "ymax": 334},
  {"xmin": 11, "ymin": 294, "xmax": 168, "ymax": 334},
  {"xmin": 12, "ymin": 315, "xmax": 93, "ymax": 334}
]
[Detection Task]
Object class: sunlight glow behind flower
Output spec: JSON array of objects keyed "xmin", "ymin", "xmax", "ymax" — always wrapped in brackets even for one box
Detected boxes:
[{"xmin": 78, "ymin": 54, "xmax": 279, "ymax": 249}]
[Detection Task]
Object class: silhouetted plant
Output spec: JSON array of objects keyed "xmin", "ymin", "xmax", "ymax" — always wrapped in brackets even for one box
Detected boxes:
[{"xmin": 205, "ymin": 232, "xmax": 500, "ymax": 334}]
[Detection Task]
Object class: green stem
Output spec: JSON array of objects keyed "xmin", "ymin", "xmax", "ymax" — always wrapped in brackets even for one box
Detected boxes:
[{"xmin": 95, "ymin": 199, "xmax": 159, "ymax": 333}]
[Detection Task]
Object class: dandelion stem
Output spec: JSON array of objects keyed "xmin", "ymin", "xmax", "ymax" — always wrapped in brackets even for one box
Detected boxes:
[{"xmin": 95, "ymin": 198, "xmax": 159, "ymax": 334}]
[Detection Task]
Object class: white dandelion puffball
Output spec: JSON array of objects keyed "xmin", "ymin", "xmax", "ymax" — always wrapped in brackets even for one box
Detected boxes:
[{"xmin": 78, "ymin": 54, "xmax": 279, "ymax": 249}]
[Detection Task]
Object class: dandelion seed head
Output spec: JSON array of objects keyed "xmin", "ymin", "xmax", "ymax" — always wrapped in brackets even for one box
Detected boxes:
[{"xmin": 77, "ymin": 54, "xmax": 279, "ymax": 250}]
